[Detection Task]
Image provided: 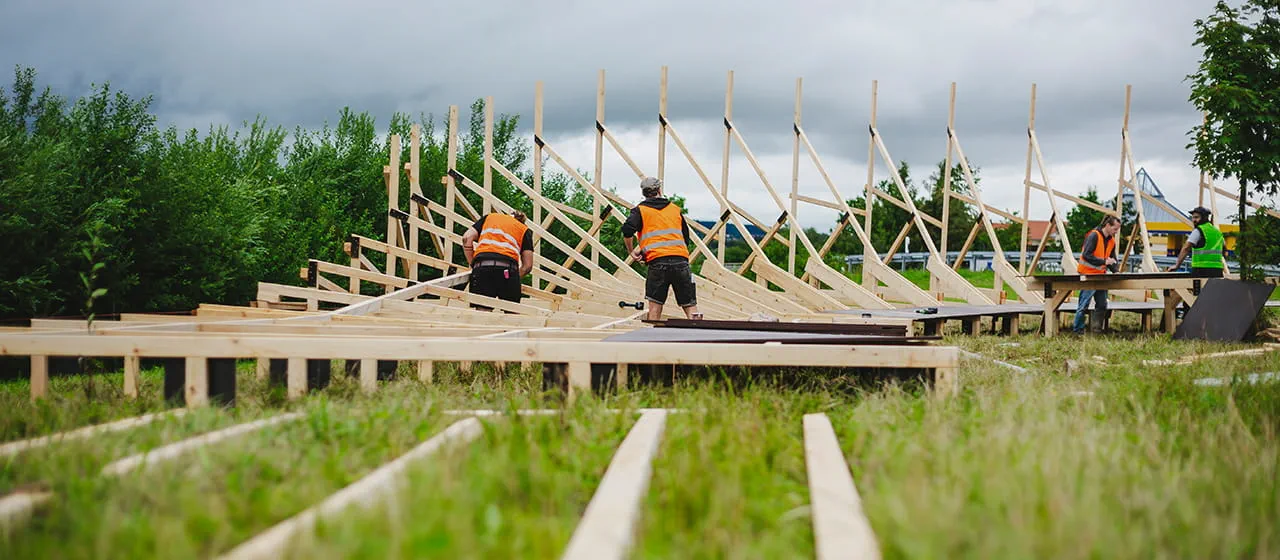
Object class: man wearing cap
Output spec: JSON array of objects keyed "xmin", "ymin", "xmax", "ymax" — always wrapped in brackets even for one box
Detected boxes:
[
  {"xmin": 461, "ymin": 209, "xmax": 535, "ymax": 307},
  {"xmin": 622, "ymin": 177, "xmax": 702, "ymax": 321},
  {"xmin": 1167, "ymin": 206, "xmax": 1227, "ymax": 278}
]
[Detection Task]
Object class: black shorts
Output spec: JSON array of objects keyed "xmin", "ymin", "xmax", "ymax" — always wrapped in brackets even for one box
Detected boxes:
[
  {"xmin": 469, "ymin": 260, "xmax": 522, "ymax": 305},
  {"xmin": 644, "ymin": 258, "xmax": 697, "ymax": 307}
]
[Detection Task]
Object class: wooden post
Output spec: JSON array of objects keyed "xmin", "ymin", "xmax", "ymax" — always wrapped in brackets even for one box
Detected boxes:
[
  {"xmin": 385, "ymin": 133, "xmax": 401, "ymax": 292},
  {"xmin": 184, "ymin": 357, "xmax": 208, "ymax": 408},
  {"xmin": 658, "ymin": 67, "xmax": 668, "ymax": 184},
  {"xmin": 483, "ymin": 96, "xmax": 494, "ymax": 215},
  {"xmin": 863, "ymin": 80, "xmax": 878, "ymax": 292},
  {"xmin": 30, "ymin": 355, "xmax": 47, "ymax": 401},
  {"xmin": 790, "ymin": 78, "xmax": 802, "ymax": 275},
  {"xmin": 534, "ymin": 81, "xmax": 544, "ymax": 288},
  {"xmin": 941, "ymin": 82, "xmax": 956, "ymax": 259},
  {"xmin": 719, "ymin": 70, "xmax": 733, "ymax": 264},
  {"xmin": 594, "ymin": 70, "xmax": 605, "ymax": 271},
  {"xmin": 444, "ymin": 105, "xmax": 460, "ymax": 267},
  {"xmin": 1021, "ymin": 84, "xmax": 1035, "ymax": 274},
  {"xmin": 124, "ymin": 355, "xmax": 140, "ymax": 398}
]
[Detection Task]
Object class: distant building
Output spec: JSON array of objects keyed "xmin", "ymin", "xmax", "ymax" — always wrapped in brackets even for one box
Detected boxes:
[
  {"xmin": 1126, "ymin": 168, "xmax": 1238, "ymax": 257},
  {"xmin": 692, "ymin": 220, "xmax": 767, "ymax": 242}
]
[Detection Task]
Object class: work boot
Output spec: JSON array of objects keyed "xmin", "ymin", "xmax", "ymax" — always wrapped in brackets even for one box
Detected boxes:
[{"xmin": 1089, "ymin": 310, "xmax": 1106, "ymax": 334}]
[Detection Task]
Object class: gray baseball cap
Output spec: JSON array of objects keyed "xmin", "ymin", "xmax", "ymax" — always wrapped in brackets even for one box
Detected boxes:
[{"xmin": 640, "ymin": 176, "xmax": 662, "ymax": 196}]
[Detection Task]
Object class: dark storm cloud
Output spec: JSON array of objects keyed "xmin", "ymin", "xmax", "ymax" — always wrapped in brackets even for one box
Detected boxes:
[{"xmin": 2, "ymin": 0, "xmax": 1236, "ymax": 224}]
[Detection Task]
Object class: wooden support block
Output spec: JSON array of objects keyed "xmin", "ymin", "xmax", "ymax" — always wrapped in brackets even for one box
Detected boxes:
[
  {"xmin": 360, "ymin": 358, "xmax": 377, "ymax": 393},
  {"xmin": 567, "ymin": 361, "xmax": 592, "ymax": 402},
  {"xmin": 417, "ymin": 360, "xmax": 433, "ymax": 383},
  {"xmin": 255, "ymin": 358, "xmax": 269, "ymax": 381},
  {"xmin": 29, "ymin": 355, "xmax": 47, "ymax": 402},
  {"xmin": 287, "ymin": 358, "xmax": 306, "ymax": 400},
  {"xmin": 124, "ymin": 356, "xmax": 140, "ymax": 398},
  {"xmin": 184, "ymin": 357, "xmax": 208, "ymax": 408},
  {"xmin": 933, "ymin": 365, "xmax": 959, "ymax": 399}
]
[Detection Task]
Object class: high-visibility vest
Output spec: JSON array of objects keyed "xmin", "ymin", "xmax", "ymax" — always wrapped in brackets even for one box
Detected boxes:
[
  {"xmin": 1191, "ymin": 223, "xmax": 1225, "ymax": 269},
  {"xmin": 637, "ymin": 204, "xmax": 690, "ymax": 262},
  {"xmin": 1076, "ymin": 229, "xmax": 1115, "ymax": 275},
  {"xmin": 474, "ymin": 213, "xmax": 528, "ymax": 262}
]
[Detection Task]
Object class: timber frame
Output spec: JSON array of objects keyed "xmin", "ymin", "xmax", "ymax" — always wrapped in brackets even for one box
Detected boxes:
[{"xmin": 3, "ymin": 68, "xmax": 1237, "ymax": 408}]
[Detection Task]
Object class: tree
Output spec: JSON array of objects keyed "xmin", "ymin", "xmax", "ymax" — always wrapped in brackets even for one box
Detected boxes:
[{"xmin": 1186, "ymin": 0, "xmax": 1280, "ymax": 280}]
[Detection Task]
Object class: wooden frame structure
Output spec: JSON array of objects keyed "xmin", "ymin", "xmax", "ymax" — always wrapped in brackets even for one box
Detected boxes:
[{"xmin": 4, "ymin": 68, "xmax": 1240, "ymax": 409}]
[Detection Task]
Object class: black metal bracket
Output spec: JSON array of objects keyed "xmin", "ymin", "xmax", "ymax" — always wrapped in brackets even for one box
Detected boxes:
[
  {"xmin": 389, "ymin": 208, "xmax": 410, "ymax": 222},
  {"xmin": 307, "ymin": 260, "xmax": 318, "ymax": 287}
]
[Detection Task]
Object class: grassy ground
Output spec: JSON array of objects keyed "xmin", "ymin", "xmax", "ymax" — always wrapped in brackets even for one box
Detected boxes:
[{"xmin": 2, "ymin": 326, "xmax": 1279, "ymax": 559}]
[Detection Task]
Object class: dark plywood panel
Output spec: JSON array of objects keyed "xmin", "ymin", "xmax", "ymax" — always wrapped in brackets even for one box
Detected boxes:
[
  {"xmin": 1025, "ymin": 272, "xmax": 1195, "ymax": 282},
  {"xmin": 1174, "ymin": 279, "xmax": 1276, "ymax": 342},
  {"xmin": 643, "ymin": 318, "xmax": 907, "ymax": 337},
  {"xmin": 602, "ymin": 327, "xmax": 938, "ymax": 345}
]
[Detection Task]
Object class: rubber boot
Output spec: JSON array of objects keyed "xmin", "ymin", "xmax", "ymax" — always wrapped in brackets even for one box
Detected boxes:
[{"xmin": 1089, "ymin": 309, "xmax": 1106, "ymax": 334}]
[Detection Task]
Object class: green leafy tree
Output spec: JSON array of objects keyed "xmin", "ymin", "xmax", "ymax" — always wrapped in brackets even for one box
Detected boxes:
[{"xmin": 1186, "ymin": 0, "xmax": 1280, "ymax": 279}]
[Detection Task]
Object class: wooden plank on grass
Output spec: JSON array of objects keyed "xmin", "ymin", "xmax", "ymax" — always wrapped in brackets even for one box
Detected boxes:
[
  {"xmin": 0, "ymin": 490, "xmax": 52, "ymax": 536},
  {"xmin": 561, "ymin": 409, "xmax": 668, "ymax": 560},
  {"xmin": 803, "ymin": 413, "xmax": 880, "ymax": 560},
  {"xmin": 0, "ymin": 410, "xmax": 188, "ymax": 459},
  {"xmin": 100, "ymin": 412, "xmax": 305, "ymax": 477},
  {"xmin": 217, "ymin": 418, "xmax": 483, "ymax": 560}
]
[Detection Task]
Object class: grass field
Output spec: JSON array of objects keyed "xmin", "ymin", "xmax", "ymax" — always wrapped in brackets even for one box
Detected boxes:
[{"xmin": 2, "ymin": 326, "xmax": 1279, "ymax": 559}]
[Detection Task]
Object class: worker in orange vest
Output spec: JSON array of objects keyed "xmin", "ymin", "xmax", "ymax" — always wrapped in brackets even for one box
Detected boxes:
[
  {"xmin": 622, "ymin": 177, "xmax": 702, "ymax": 321},
  {"xmin": 461, "ymin": 209, "xmax": 535, "ymax": 306},
  {"xmin": 1072, "ymin": 215, "xmax": 1121, "ymax": 334}
]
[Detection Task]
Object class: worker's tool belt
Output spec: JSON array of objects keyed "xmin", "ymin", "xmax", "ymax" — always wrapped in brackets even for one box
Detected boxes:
[{"xmin": 474, "ymin": 259, "xmax": 515, "ymax": 268}]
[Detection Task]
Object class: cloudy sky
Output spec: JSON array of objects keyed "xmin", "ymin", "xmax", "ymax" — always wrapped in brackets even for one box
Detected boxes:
[{"xmin": 3, "ymin": 0, "xmax": 1267, "ymax": 233}]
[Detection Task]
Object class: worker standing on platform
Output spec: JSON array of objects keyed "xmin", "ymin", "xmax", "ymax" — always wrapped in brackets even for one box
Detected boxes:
[
  {"xmin": 622, "ymin": 177, "xmax": 702, "ymax": 321},
  {"xmin": 461, "ymin": 209, "xmax": 535, "ymax": 306},
  {"xmin": 1167, "ymin": 206, "xmax": 1227, "ymax": 278},
  {"xmin": 1072, "ymin": 215, "xmax": 1122, "ymax": 334}
]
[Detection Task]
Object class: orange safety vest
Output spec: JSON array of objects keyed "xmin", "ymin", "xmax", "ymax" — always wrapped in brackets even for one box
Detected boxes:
[
  {"xmin": 474, "ymin": 213, "xmax": 528, "ymax": 262},
  {"xmin": 1076, "ymin": 229, "xmax": 1116, "ymax": 275},
  {"xmin": 637, "ymin": 204, "xmax": 690, "ymax": 262}
]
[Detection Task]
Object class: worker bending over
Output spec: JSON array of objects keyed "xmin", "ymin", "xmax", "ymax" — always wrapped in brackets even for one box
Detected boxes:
[
  {"xmin": 1167, "ymin": 206, "xmax": 1226, "ymax": 277},
  {"xmin": 622, "ymin": 177, "xmax": 702, "ymax": 321},
  {"xmin": 462, "ymin": 209, "xmax": 534, "ymax": 307},
  {"xmin": 1072, "ymin": 215, "xmax": 1121, "ymax": 334}
]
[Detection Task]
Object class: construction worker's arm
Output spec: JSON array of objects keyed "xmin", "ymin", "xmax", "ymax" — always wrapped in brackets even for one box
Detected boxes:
[
  {"xmin": 519, "ymin": 230, "xmax": 534, "ymax": 277},
  {"xmin": 621, "ymin": 206, "xmax": 644, "ymax": 261},
  {"xmin": 461, "ymin": 228, "xmax": 478, "ymax": 265},
  {"xmin": 520, "ymin": 250, "xmax": 534, "ymax": 277},
  {"xmin": 1167, "ymin": 243, "xmax": 1192, "ymax": 271}
]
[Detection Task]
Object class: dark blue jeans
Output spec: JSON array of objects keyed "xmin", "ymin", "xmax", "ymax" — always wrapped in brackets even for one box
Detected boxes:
[{"xmin": 1072, "ymin": 289, "xmax": 1108, "ymax": 333}]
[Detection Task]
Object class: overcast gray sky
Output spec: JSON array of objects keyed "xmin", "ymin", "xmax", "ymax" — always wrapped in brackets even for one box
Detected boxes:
[{"xmin": 3, "ymin": 0, "xmax": 1265, "ymax": 232}]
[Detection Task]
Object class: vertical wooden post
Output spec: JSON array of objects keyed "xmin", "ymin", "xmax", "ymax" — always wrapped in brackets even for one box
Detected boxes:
[
  {"xmin": 483, "ymin": 96, "xmax": 494, "ymax": 215},
  {"xmin": 385, "ymin": 133, "xmax": 401, "ymax": 292},
  {"xmin": 445, "ymin": 105, "xmax": 460, "ymax": 266},
  {"xmin": 30, "ymin": 355, "xmax": 48, "ymax": 402},
  {"xmin": 566, "ymin": 361, "xmax": 591, "ymax": 403},
  {"xmin": 287, "ymin": 358, "xmax": 306, "ymax": 400},
  {"xmin": 594, "ymin": 70, "xmax": 606, "ymax": 271},
  {"xmin": 789, "ymin": 78, "xmax": 802, "ymax": 275},
  {"xmin": 124, "ymin": 356, "xmax": 140, "ymax": 398},
  {"xmin": 1116, "ymin": 85, "xmax": 1130, "ymax": 217},
  {"xmin": 658, "ymin": 67, "xmax": 668, "ymax": 183},
  {"xmin": 407, "ymin": 124, "xmax": 421, "ymax": 282},
  {"xmin": 719, "ymin": 70, "xmax": 734, "ymax": 264},
  {"xmin": 184, "ymin": 357, "xmax": 208, "ymax": 408},
  {"xmin": 417, "ymin": 360, "xmax": 433, "ymax": 383},
  {"xmin": 1021, "ymin": 84, "xmax": 1036, "ymax": 274},
  {"xmin": 360, "ymin": 358, "xmax": 377, "ymax": 393},
  {"xmin": 863, "ymin": 80, "xmax": 879, "ymax": 291},
  {"xmin": 941, "ymin": 82, "xmax": 956, "ymax": 260},
  {"xmin": 534, "ymin": 81, "xmax": 544, "ymax": 287},
  {"xmin": 256, "ymin": 357, "xmax": 269, "ymax": 381}
]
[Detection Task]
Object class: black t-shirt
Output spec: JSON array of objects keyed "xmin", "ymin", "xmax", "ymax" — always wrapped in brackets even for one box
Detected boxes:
[{"xmin": 472, "ymin": 215, "xmax": 534, "ymax": 266}]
